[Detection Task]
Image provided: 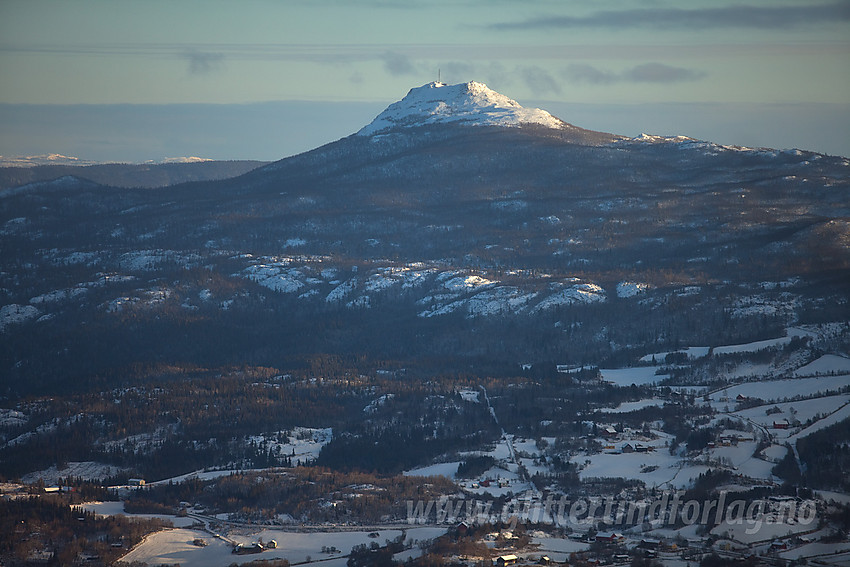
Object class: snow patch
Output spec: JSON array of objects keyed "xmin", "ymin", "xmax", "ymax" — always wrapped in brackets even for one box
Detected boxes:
[
  {"xmin": 244, "ymin": 264, "xmax": 305, "ymax": 293},
  {"xmin": 792, "ymin": 354, "xmax": 850, "ymax": 377},
  {"xmin": 0, "ymin": 304, "xmax": 40, "ymax": 332},
  {"xmin": 443, "ymin": 274, "xmax": 497, "ymax": 292},
  {"xmin": 531, "ymin": 282, "xmax": 605, "ymax": 312},
  {"xmin": 616, "ymin": 281, "xmax": 650, "ymax": 298},
  {"xmin": 22, "ymin": 461, "xmax": 126, "ymax": 485}
]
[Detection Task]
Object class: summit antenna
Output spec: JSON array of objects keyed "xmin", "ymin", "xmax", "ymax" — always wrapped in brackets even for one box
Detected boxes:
[{"xmin": 438, "ymin": 68, "xmax": 441, "ymax": 83}]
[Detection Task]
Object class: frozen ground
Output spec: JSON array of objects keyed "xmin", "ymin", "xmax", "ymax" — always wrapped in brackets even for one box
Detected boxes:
[
  {"xmin": 707, "ymin": 442, "xmax": 777, "ymax": 481},
  {"xmin": 710, "ymin": 375, "xmax": 850, "ymax": 405},
  {"xmin": 640, "ymin": 346, "xmax": 710, "ymax": 362},
  {"xmin": 246, "ymin": 427, "xmax": 332, "ymax": 466},
  {"xmin": 731, "ymin": 395, "xmax": 850, "ymax": 442},
  {"xmin": 79, "ymin": 501, "xmax": 196, "ymax": 527},
  {"xmin": 599, "ymin": 366, "xmax": 670, "ymax": 386},
  {"xmin": 787, "ymin": 400, "xmax": 850, "ymax": 443},
  {"xmin": 578, "ymin": 449, "xmax": 710, "ymax": 489},
  {"xmin": 793, "ymin": 354, "xmax": 850, "ymax": 377},
  {"xmin": 781, "ymin": 542, "xmax": 850, "ymax": 563},
  {"xmin": 21, "ymin": 461, "xmax": 125, "ymax": 485},
  {"xmin": 120, "ymin": 526, "xmax": 446, "ymax": 567},
  {"xmin": 712, "ymin": 515, "xmax": 816, "ymax": 545},
  {"xmin": 529, "ymin": 535, "xmax": 590, "ymax": 563},
  {"xmin": 638, "ymin": 327, "xmax": 816, "ymax": 364},
  {"xmin": 713, "ymin": 335, "xmax": 799, "ymax": 355},
  {"xmin": 600, "ymin": 398, "xmax": 667, "ymax": 413},
  {"xmin": 404, "ymin": 461, "xmax": 461, "ymax": 479}
]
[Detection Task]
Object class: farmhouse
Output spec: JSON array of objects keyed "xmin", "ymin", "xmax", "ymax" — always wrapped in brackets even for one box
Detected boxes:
[
  {"xmin": 233, "ymin": 542, "xmax": 264, "ymax": 555},
  {"xmin": 773, "ymin": 419, "xmax": 791, "ymax": 430},
  {"xmin": 596, "ymin": 531, "xmax": 625, "ymax": 543},
  {"xmin": 601, "ymin": 426, "xmax": 618, "ymax": 438},
  {"xmin": 638, "ymin": 538, "xmax": 661, "ymax": 550},
  {"xmin": 496, "ymin": 554, "xmax": 518, "ymax": 566},
  {"xmin": 621, "ymin": 442, "xmax": 652, "ymax": 453}
]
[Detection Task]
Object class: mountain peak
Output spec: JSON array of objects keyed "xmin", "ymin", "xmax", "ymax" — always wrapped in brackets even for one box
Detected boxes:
[{"xmin": 357, "ymin": 81, "xmax": 567, "ymax": 136}]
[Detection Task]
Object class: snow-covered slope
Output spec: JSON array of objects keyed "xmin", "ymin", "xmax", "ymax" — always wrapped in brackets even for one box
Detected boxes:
[{"xmin": 357, "ymin": 81, "xmax": 567, "ymax": 136}]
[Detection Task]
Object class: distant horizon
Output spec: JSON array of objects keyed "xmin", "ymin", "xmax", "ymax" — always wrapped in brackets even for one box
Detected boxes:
[
  {"xmin": 2, "ymin": 96, "xmax": 849, "ymax": 165},
  {"xmin": 2, "ymin": 1, "xmax": 847, "ymax": 164}
]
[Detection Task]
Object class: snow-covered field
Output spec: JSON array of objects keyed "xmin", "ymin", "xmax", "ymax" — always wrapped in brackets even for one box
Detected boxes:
[
  {"xmin": 79, "ymin": 500, "xmax": 197, "ymax": 527},
  {"xmin": 787, "ymin": 401, "xmax": 850, "ymax": 443},
  {"xmin": 710, "ymin": 375, "xmax": 850, "ymax": 405},
  {"xmin": 530, "ymin": 535, "xmax": 590, "ymax": 563},
  {"xmin": 599, "ymin": 366, "xmax": 670, "ymax": 386},
  {"xmin": 638, "ymin": 328, "xmax": 818, "ymax": 364},
  {"xmin": 640, "ymin": 346, "xmax": 710, "ymax": 362},
  {"xmin": 578, "ymin": 429, "xmax": 711, "ymax": 490},
  {"xmin": 404, "ymin": 461, "xmax": 461, "ymax": 479},
  {"xmin": 22, "ymin": 461, "xmax": 126, "ymax": 485},
  {"xmin": 713, "ymin": 335, "xmax": 799, "ymax": 355},
  {"xmin": 120, "ymin": 526, "xmax": 446, "ymax": 567},
  {"xmin": 731, "ymin": 394, "xmax": 850, "ymax": 441},
  {"xmin": 711, "ymin": 514, "xmax": 816, "ymax": 545},
  {"xmin": 600, "ymin": 398, "xmax": 667, "ymax": 413},
  {"xmin": 246, "ymin": 427, "xmax": 332, "ymax": 466},
  {"xmin": 780, "ymin": 541, "xmax": 850, "ymax": 563},
  {"xmin": 707, "ymin": 443, "xmax": 777, "ymax": 481},
  {"xmin": 793, "ymin": 354, "xmax": 850, "ymax": 377}
]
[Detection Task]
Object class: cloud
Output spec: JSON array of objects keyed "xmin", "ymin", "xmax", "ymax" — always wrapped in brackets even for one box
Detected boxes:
[
  {"xmin": 491, "ymin": 2, "xmax": 850, "ymax": 31},
  {"xmin": 183, "ymin": 50, "xmax": 224, "ymax": 75},
  {"xmin": 623, "ymin": 63, "xmax": 706, "ymax": 83},
  {"xmin": 519, "ymin": 66, "xmax": 562, "ymax": 95},
  {"xmin": 564, "ymin": 63, "xmax": 705, "ymax": 85},
  {"xmin": 381, "ymin": 51, "xmax": 417, "ymax": 75},
  {"xmin": 562, "ymin": 64, "xmax": 618, "ymax": 85}
]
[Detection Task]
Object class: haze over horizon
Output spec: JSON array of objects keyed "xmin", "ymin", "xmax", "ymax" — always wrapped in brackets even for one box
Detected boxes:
[{"xmin": 1, "ymin": 0, "xmax": 849, "ymax": 162}]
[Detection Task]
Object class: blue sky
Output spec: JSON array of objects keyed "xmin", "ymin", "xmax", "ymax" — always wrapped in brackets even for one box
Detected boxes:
[{"xmin": 1, "ymin": 0, "xmax": 849, "ymax": 161}]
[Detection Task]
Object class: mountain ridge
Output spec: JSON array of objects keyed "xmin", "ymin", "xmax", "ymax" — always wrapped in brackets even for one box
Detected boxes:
[
  {"xmin": 0, "ymin": 159, "xmax": 269, "ymax": 192},
  {"xmin": 0, "ymin": 80, "xmax": 848, "ymax": 398}
]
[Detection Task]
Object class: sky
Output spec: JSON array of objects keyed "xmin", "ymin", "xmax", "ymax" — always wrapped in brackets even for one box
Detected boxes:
[{"xmin": 1, "ymin": 0, "xmax": 849, "ymax": 162}]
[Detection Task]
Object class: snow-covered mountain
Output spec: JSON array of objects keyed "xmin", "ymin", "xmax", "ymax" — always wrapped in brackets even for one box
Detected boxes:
[
  {"xmin": 0, "ymin": 154, "xmax": 215, "ymax": 168},
  {"xmin": 0, "ymin": 154, "xmax": 101, "ymax": 168},
  {"xmin": 357, "ymin": 81, "xmax": 569, "ymax": 136},
  {"xmin": 1, "ymin": 79, "xmax": 848, "ymax": 397}
]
